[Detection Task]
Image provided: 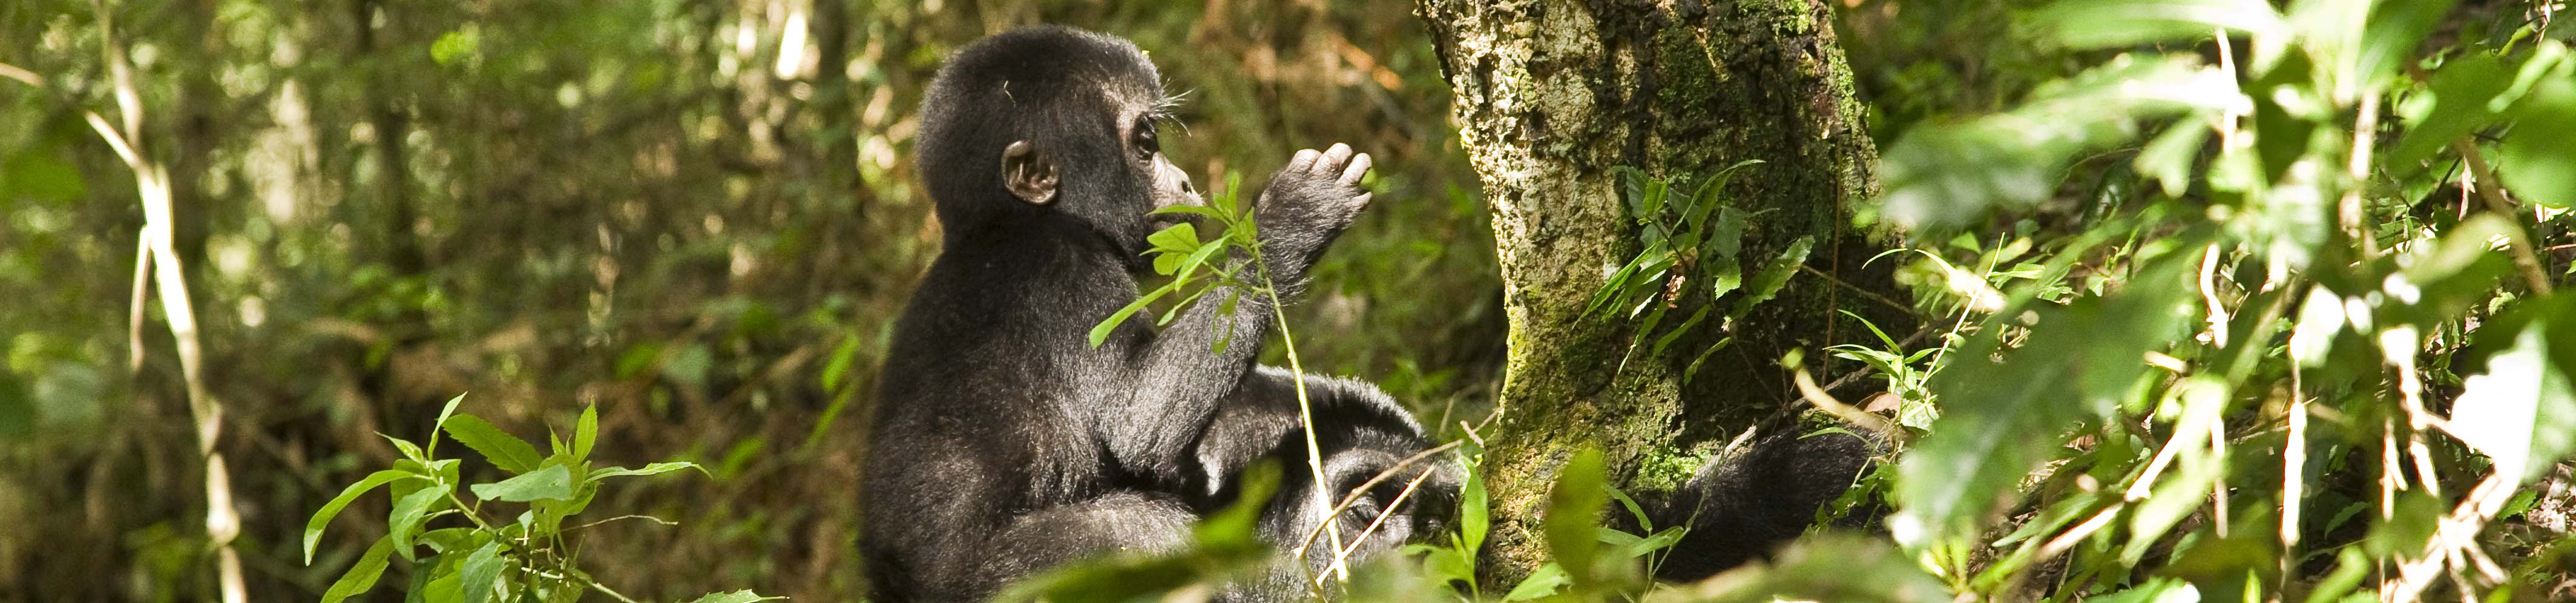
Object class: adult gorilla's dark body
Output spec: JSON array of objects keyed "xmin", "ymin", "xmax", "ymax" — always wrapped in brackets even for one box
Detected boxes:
[{"xmin": 859, "ymin": 25, "xmax": 1873, "ymax": 603}]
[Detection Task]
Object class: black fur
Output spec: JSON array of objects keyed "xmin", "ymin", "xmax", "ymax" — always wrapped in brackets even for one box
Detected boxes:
[
  {"xmin": 859, "ymin": 25, "xmax": 1874, "ymax": 602},
  {"xmin": 859, "ymin": 26, "xmax": 1378, "ymax": 602}
]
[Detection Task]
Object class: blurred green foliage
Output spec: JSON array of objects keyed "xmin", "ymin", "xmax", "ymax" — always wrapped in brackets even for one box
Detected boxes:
[
  {"xmin": 11, "ymin": 0, "xmax": 2576, "ymax": 601},
  {"xmin": 1, "ymin": 0, "xmax": 1495, "ymax": 600}
]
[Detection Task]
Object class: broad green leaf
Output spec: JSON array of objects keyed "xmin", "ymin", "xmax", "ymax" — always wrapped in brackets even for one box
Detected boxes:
[
  {"xmin": 2450, "ymin": 297, "xmax": 2576, "ymax": 484},
  {"xmin": 1542, "ymin": 449, "xmax": 1608, "ymax": 587},
  {"xmin": 2135, "ymin": 122, "xmax": 2210, "ymax": 196},
  {"xmin": 388, "ymin": 486, "xmax": 449, "ymax": 562},
  {"xmin": 2029, "ymin": 0, "xmax": 2284, "ymax": 49},
  {"xmin": 2390, "ymin": 53, "xmax": 2512, "ymax": 168},
  {"xmin": 441, "ymin": 415, "xmax": 542, "ymax": 473},
  {"xmin": 1895, "ymin": 254, "xmax": 2195, "ymax": 549},
  {"xmin": 320, "ymin": 536, "xmax": 395, "ymax": 603},
  {"xmin": 1878, "ymin": 56, "xmax": 2240, "ymax": 232},
  {"xmin": 2499, "ymin": 78, "xmax": 2576, "ymax": 208},
  {"xmin": 586, "ymin": 461, "xmax": 706, "ymax": 483},
  {"xmin": 458, "ymin": 540, "xmax": 509, "ymax": 603},
  {"xmin": 1500, "ymin": 563, "xmax": 1569, "ymax": 601},
  {"xmin": 306, "ymin": 469, "xmax": 425, "ymax": 563},
  {"xmin": 470, "ymin": 464, "xmax": 575, "ymax": 502},
  {"xmin": 1732, "ymin": 236, "xmax": 1815, "ymax": 317},
  {"xmin": 417, "ymin": 567, "xmax": 464, "ymax": 603},
  {"xmin": 1145, "ymin": 222, "xmax": 1200, "ymax": 254}
]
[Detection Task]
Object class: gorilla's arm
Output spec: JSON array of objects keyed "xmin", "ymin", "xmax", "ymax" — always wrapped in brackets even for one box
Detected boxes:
[{"xmin": 1102, "ymin": 146, "xmax": 1374, "ymax": 480}]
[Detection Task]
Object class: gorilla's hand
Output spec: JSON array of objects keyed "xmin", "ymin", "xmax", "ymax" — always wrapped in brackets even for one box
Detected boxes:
[{"xmin": 1254, "ymin": 143, "xmax": 1373, "ymax": 274}]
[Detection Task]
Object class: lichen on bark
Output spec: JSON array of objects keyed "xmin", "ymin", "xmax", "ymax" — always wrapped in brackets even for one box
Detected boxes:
[{"xmin": 1416, "ymin": 0, "xmax": 1899, "ymax": 585}]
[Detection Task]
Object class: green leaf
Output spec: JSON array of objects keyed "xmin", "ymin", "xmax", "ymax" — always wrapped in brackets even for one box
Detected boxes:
[
  {"xmin": 306, "ymin": 469, "xmax": 426, "ymax": 564},
  {"xmin": 2500, "ymin": 78, "xmax": 2576, "ymax": 208},
  {"xmin": 2450, "ymin": 297, "xmax": 2576, "ymax": 484},
  {"xmin": 820, "ymin": 334, "xmax": 861, "ymax": 394},
  {"xmin": 388, "ymin": 486, "xmax": 450, "ymax": 562},
  {"xmin": 1733, "ymin": 236, "xmax": 1814, "ymax": 317},
  {"xmin": 320, "ymin": 536, "xmax": 395, "ymax": 603},
  {"xmin": 1894, "ymin": 253, "xmax": 2196, "ymax": 550},
  {"xmin": 458, "ymin": 540, "xmax": 509, "ymax": 603},
  {"xmin": 1500, "ymin": 563, "xmax": 1569, "ymax": 601},
  {"xmin": 1146, "ymin": 222, "xmax": 1200, "ymax": 254},
  {"xmin": 573, "ymin": 404, "xmax": 599, "ymax": 462},
  {"xmin": 2029, "ymin": 0, "xmax": 2284, "ymax": 49},
  {"xmin": 1542, "ymin": 449, "xmax": 1609, "ymax": 587},
  {"xmin": 1459, "ymin": 459, "xmax": 1488, "ymax": 554},
  {"xmin": 680, "ymin": 591, "xmax": 785, "ymax": 603},
  {"xmin": 1086, "ymin": 288, "xmax": 1164, "ymax": 348},
  {"xmin": 470, "ymin": 464, "xmax": 575, "ymax": 502},
  {"xmin": 2390, "ymin": 53, "xmax": 2512, "ymax": 168},
  {"xmin": 441, "ymin": 415, "xmax": 542, "ymax": 473},
  {"xmin": 586, "ymin": 461, "xmax": 706, "ymax": 483},
  {"xmin": 383, "ymin": 433, "xmax": 429, "ymax": 463},
  {"xmin": 428, "ymin": 393, "xmax": 465, "ymax": 456}
]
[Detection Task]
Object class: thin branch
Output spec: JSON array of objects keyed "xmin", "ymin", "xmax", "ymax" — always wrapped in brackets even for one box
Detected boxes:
[{"xmin": 2451, "ymin": 139, "xmax": 2555, "ymax": 295}]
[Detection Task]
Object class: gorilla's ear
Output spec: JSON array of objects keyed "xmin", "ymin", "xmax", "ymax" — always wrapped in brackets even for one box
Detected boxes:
[{"xmin": 1002, "ymin": 140, "xmax": 1059, "ymax": 205}]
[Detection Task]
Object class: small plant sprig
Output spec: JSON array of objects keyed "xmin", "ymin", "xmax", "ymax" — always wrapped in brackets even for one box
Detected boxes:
[
  {"xmin": 1086, "ymin": 173, "xmax": 1366, "ymax": 587},
  {"xmin": 303, "ymin": 394, "xmax": 773, "ymax": 603},
  {"xmin": 1588, "ymin": 162, "xmax": 1816, "ymax": 382}
]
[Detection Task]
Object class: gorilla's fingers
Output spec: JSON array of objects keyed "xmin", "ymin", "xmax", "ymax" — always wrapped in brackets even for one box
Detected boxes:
[
  {"xmin": 1348, "ymin": 192, "xmax": 1373, "ymax": 211},
  {"xmin": 1288, "ymin": 148, "xmax": 1322, "ymax": 173},
  {"xmin": 1318, "ymin": 143, "xmax": 1355, "ymax": 175},
  {"xmin": 1339, "ymin": 153, "xmax": 1372, "ymax": 187}
]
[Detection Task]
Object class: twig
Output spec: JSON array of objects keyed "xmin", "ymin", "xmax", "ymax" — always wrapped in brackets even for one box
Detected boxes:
[
  {"xmin": 1317, "ymin": 468, "xmax": 1436, "ymax": 588},
  {"xmin": 1291, "ymin": 439, "xmax": 1466, "ymax": 558},
  {"xmin": 1797, "ymin": 264, "xmax": 1923, "ymax": 319},
  {"xmin": 1790, "ymin": 366, "xmax": 1898, "ymax": 439},
  {"xmin": 2451, "ymin": 139, "xmax": 2555, "ymax": 295}
]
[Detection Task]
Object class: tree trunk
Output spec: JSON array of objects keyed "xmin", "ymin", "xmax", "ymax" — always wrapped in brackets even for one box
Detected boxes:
[{"xmin": 1413, "ymin": 0, "xmax": 1896, "ymax": 584}]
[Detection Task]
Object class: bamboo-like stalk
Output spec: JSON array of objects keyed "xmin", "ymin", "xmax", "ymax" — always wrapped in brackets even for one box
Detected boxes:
[{"xmin": 85, "ymin": 1, "xmax": 249, "ymax": 600}]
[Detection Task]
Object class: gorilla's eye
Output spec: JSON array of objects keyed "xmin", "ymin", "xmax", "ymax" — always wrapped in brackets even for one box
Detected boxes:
[{"xmin": 1131, "ymin": 122, "xmax": 1160, "ymax": 160}]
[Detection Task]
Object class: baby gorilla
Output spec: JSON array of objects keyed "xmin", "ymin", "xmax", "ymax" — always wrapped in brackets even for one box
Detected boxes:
[
  {"xmin": 858, "ymin": 26, "xmax": 1398, "ymax": 602},
  {"xmin": 858, "ymin": 25, "xmax": 1873, "ymax": 603}
]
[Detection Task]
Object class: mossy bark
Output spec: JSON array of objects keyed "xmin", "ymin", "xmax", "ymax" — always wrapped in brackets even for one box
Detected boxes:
[{"xmin": 1413, "ymin": 0, "xmax": 1896, "ymax": 584}]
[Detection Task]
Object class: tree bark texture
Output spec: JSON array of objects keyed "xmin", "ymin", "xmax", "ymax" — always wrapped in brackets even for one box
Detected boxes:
[{"xmin": 1414, "ymin": 0, "xmax": 1896, "ymax": 583}]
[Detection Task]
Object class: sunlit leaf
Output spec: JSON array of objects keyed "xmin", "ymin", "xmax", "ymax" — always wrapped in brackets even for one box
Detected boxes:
[
  {"xmin": 2499, "ymin": 78, "xmax": 2576, "ymax": 208},
  {"xmin": 680, "ymin": 591, "xmax": 784, "ymax": 603},
  {"xmin": 2029, "ymin": 0, "xmax": 2284, "ymax": 49},
  {"xmin": 470, "ymin": 464, "xmax": 575, "ymax": 502},
  {"xmin": 586, "ymin": 461, "xmax": 706, "ymax": 483},
  {"xmin": 2450, "ymin": 297, "xmax": 2576, "ymax": 484}
]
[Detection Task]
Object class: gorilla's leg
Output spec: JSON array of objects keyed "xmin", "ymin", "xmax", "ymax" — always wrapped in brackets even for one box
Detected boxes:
[
  {"xmin": 1628, "ymin": 430, "xmax": 1878, "ymax": 581},
  {"xmin": 1193, "ymin": 366, "xmax": 1461, "ymax": 600},
  {"xmin": 972, "ymin": 492, "xmax": 1201, "ymax": 593}
]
